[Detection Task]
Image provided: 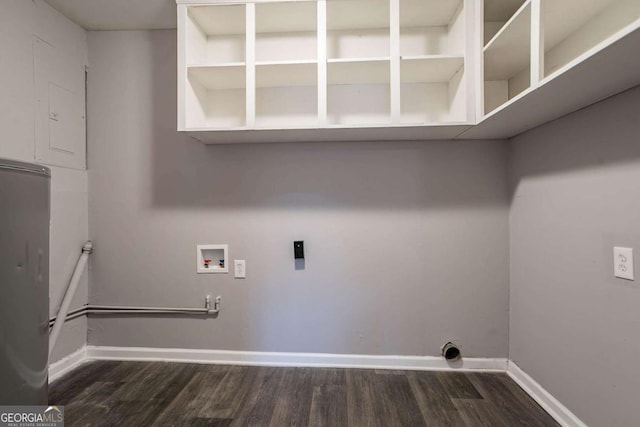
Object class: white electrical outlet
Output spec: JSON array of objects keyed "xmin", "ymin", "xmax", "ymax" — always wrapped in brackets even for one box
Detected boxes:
[
  {"xmin": 614, "ymin": 247, "xmax": 634, "ymax": 281},
  {"xmin": 234, "ymin": 260, "xmax": 246, "ymax": 279}
]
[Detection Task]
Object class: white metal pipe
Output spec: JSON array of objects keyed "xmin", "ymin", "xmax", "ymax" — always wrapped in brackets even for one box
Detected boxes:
[
  {"xmin": 85, "ymin": 305, "xmax": 208, "ymax": 312},
  {"xmin": 48, "ymin": 296, "xmax": 221, "ymax": 326},
  {"xmin": 48, "ymin": 241, "xmax": 93, "ymax": 359},
  {"xmin": 87, "ymin": 309, "xmax": 205, "ymax": 315},
  {"xmin": 48, "ymin": 306, "xmax": 85, "ymax": 323},
  {"xmin": 48, "ymin": 309, "xmax": 205, "ymax": 325},
  {"xmin": 84, "ymin": 296, "xmax": 221, "ymax": 315}
]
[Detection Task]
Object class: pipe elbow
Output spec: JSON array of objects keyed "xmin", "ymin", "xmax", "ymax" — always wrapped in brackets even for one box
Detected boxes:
[{"xmin": 207, "ymin": 296, "xmax": 221, "ymax": 315}]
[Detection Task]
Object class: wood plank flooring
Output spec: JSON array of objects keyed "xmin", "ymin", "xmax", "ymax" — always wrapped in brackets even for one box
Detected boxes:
[{"xmin": 50, "ymin": 361, "xmax": 559, "ymax": 427}]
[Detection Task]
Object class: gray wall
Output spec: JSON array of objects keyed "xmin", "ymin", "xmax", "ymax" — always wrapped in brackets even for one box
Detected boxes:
[
  {"xmin": 509, "ymin": 85, "xmax": 640, "ymax": 426},
  {"xmin": 0, "ymin": 0, "xmax": 88, "ymax": 364},
  {"xmin": 87, "ymin": 30, "xmax": 510, "ymax": 357}
]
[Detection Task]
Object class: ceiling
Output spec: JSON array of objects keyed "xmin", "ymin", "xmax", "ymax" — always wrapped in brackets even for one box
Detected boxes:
[
  {"xmin": 47, "ymin": 0, "xmax": 529, "ymax": 31},
  {"xmin": 45, "ymin": 0, "xmax": 177, "ymax": 30}
]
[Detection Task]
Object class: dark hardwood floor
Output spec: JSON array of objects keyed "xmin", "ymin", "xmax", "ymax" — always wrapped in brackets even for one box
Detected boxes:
[{"xmin": 49, "ymin": 361, "xmax": 559, "ymax": 426}]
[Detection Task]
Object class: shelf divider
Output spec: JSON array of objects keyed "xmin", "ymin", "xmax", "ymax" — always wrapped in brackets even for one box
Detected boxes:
[
  {"xmin": 390, "ymin": 0, "xmax": 400, "ymax": 124},
  {"xmin": 187, "ymin": 61, "xmax": 246, "ymax": 68},
  {"xmin": 483, "ymin": 2, "xmax": 531, "ymax": 81},
  {"xmin": 245, "ymin": 3, "xmax": 255, "ymax": 127},
  {"xmin": 327, "ymin": 57, "xmax": 390, "ymax": 64},
  {"xmin": 400, "ymin": 56, "xmax": 464, "ymax": 83},
  {"xmin": 318, "ymin": 0, "xmax": 327, "ymax": 126},
  {"xmin": 484, "ymin": 0, "xmax": 531, "ymax": 52},
  {"xmin": 401, "ymin": 54, "xmax": 463, "ymax": 61},
  {"xmin": 188, "ymin": 65, "xmax": 246, "ymax": 90},
  {"xmin": 530, "ymin": 0, "xmax": 544, "ymax": 86},
  {"xmin": 255, "ymin": 60, "xmax": 316, "ymax": 66},
  {"xmin": 177, "ymin": 4, "xmax": 187, "ymax": 130},
  {"xmin": 467, "ymin": 0, "xmax": 481, "ymax": 123}
]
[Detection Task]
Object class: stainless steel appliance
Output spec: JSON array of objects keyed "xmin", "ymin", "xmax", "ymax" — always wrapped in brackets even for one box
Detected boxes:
[{"xmin": 0, "ymin": 159, "xmax": 50, "ymax": 404}]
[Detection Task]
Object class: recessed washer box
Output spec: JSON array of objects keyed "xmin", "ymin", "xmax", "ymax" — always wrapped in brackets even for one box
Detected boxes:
[{"xmin": 197, "ymin": 244, "xmax": 228, "ymax": 274}]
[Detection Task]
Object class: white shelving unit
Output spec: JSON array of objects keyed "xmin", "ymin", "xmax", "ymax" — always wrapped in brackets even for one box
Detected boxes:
[
  {"xmin": 178, "ymin": 0, "xmax": 475, "ymax": 138},
  {"xmin": 177, "ymin": 0, "xmax": 640, "ymax": 143}
]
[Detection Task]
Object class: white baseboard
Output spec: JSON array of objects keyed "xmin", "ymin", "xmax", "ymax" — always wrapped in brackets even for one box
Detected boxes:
[
  {"xmin": 83, "ymin": 345, "xmax": 507, "ymax": 372},
  {"xmin": 507, "ymin": 361, "xmax": 586, "ymax": 427},
  {"xmin": 48, "ymin": 346, "xmax": 88, "ymax": 383}
]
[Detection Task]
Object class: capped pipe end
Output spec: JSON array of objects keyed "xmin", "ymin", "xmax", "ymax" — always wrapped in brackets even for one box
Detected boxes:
[
  {"xmin": 441, "ymin": 342, "xmax": 461, "ymax": 361},
  {"xmin": 82, "ymin": 241, "xmax": 94, "ymax": 253}
]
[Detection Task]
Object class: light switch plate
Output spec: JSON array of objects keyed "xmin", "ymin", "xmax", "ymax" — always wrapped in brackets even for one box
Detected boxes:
[
  {"xmin": 614, "ymin": 247, "xmax": 634, "ymax": 281},
  {"xmin": 234, "ymin": 259, "xmax": 246, "ymax": 279}
]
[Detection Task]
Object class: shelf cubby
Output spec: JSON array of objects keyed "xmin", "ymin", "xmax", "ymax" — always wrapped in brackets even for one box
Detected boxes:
[
  {"xmin": 186, "ymin": 65, "xmax": 246, "ymax": 129},
  {"xmin": 255, "ymin": 62, "xmax": 318, "ymax": 128},
  {"xmin": 542, "ymin": 0, "xmax": 640, "ymax": 78},
  {"xmin": 483, "ymin": 1, "xmax": 531, "ymax": 115},
  {"xmin": 255, "ymin": 1, "xmax": 317, "ymax": 63},
  {"xmin": 400, "ymin": 0, "xmax": 465, "ymax": 57},
  {"xmin": 400, "ymin": 56, "xmax": 466, "ymax": 123},
  {"xmin": 186, "ymin": 5, "xmax": 246, "ymax": 65},
  {"xmin": 327, "ymin": 0, "xmax": 390, "ymax": 60},
  {"xmin": 184, "ymin": 4, "xmax": 246, "ymax": 129},
  {"xmin": 327, "ymin": 58, "xmax": 391, "ymax": 126},
  {"xmin": 483, "ymin": 0, "xmax": 527, "ymax": 45},
  {"xmin": 188, "ymin": 64, "xmax": 245, "ymax": 90}
]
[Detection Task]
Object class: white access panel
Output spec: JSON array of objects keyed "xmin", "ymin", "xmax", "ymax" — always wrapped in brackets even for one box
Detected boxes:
[
  {"xmin": 34, "ymin": 36, "xmax": 86, "ymax": 170},
  {"xmin": 48, "ymin": 83, "xmax": 76, "ymax": 154}
]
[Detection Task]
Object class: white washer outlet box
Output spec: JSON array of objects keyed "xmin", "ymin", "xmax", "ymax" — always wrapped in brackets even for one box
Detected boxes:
[{"xmin": 614, "ymin": 247, "xmax": 634, "ymax": 281}]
